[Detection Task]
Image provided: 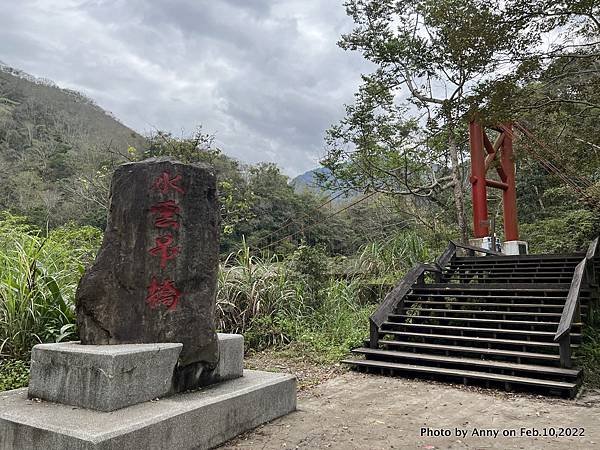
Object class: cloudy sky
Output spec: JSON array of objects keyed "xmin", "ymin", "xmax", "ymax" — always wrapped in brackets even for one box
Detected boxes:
[{"xmin": 0, "ymin": 0, "xmax": 373, "ymax": 176}]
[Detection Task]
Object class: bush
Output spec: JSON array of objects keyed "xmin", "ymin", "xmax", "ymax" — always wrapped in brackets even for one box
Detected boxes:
[
  {"xmin": 578, "ymin": 308, "xmax": 600, "ymax": 388},
  {"xmin": 287, "ymin": 243, "xmax": 328, "ymax": 308},
  {"xmin": 0, "ymin": 359, "xmax": 29, "ymax": 391},
  {"xmin": 292, "ymin": 278, "xmax": 374, "ymax": 362},
  {"xmin": 0, "ymin": 213, "xmax": 101, "ymax": 359},
  {"xmin": 520, "ymin": 209, "xmax": 599, "ymax": 254},
  {"xmin": 216, "ymin": 240, "xmax": 377, "ymax": 361}
]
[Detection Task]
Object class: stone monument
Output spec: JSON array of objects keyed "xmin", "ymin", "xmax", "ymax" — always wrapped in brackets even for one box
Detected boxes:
[
  {"xmin": 0, "ymin": 158, "xmax": 296, "ymax": 449},
  {"xmin": 76, "ymin": 158, "xmax": 219, "ymax": 391}
]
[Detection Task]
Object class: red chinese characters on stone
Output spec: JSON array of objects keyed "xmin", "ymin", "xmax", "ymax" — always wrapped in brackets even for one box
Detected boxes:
[
  {"xmin": 145, "ymin": 277, "xmax": 181, "ymax": 310},
  {"xmin": 146, "ymin": 171, "xmax": 185, "ymax": 311},
  {"xmin": 152, "ymin": 171, "xmax": 185, "ymax": 194},
  {"xmin": 150, "ymin": 200, "xmax": 181, "ymax": 229},
  {"xmin": 148, "ymin": 234, "xmax": 180, "ymax": 269}
]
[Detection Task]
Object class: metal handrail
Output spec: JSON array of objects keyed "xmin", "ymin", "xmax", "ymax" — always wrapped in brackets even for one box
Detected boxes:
[{"xmin": 554, "ymin": 236, "xmax": 599, "ymax": 368}]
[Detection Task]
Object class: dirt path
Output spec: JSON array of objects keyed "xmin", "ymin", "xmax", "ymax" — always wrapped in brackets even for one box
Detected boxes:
[{"xmin": 221, "ymin": 371, "xmax": 600, "ymax": 449}]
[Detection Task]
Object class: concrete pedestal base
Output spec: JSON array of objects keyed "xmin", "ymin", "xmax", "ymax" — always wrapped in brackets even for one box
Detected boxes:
[
  {"xmin": 502, "ymin": 240, "xmax": 529, "ymax": 255},
  {"xmin": 468, "ymin": 236, "xmax": 495, "ymax": 252},
  {"xmin": 0, "ymin": 370, "xmax": 296, "ymax": 450},
  {"xmin": 27, "ymin": 333, "xmax": 245, "ymax": 412},
  {"xmin": 28, "ymin": 342, "xmax": 183, "ymax": 412}
]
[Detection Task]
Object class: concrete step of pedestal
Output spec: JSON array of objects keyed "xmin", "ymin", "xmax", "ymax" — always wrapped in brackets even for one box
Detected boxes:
[{"xmin": 0, "ymin": 370, "xmax": 296, "ymax": 450}]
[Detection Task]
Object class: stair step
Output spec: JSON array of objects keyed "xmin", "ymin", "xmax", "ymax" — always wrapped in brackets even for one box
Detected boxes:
[
  {"xmin": 444, "ymin": 279, "xmax": 574, "ymax": 284},
  {"xmin": 442, "ymin": 266, "xmax": 575, "ymax": 276},
  {"xmin": 446, "ymin": 268, "xmax": 578, "ymax": 274},
  {"xmin": 384, "ymin": 322, "xmax": 582, "ymax": 338},
  {"xmin": 447, "ymin": 265, "xmax": 578, "ymax": 272},
  {"xmin": 413, "ymin": 284, "xmax": 577, "ymax": 292},
  {"xmin": 449, "ymin": 265, "xmax": 580, "ymax": 270},
  {"xmin": 379, "ymin": 331, "xmax": 568, "ymax": 349},
  {"xmin": 342, "ymin": 359, "xmax": 578, "ymax": 393},
  {"xmin": 404, "ymin": 300, "xmax": 575, "ymax": 309},
  {"xmin": 444, "ymin": 262, "xmax": 578, "ymax": 273},
  {"xmin": 404, "ymin": 308, "xmax": 562, "ymax": 317},
  {"xmin": 378, "ymin": 340, "xmax": 561, "ymax": 361},
  {"xmin": 446, "ymin": 276, "xmax": 574, "ymax": 280},
  {"xmin": 450, "ymin": 263, "xmax": 582, "ymax": 268},
  {"xmin": 406, "ymin": 293, "xmax": 569, "ymax": 302},
  {"xmin": 454, "ymin": 254, "xmax": 583, "ymax": 262},
  {"xmin": 446, "ymin": 270, "xmax": 575, "ymax": 274},
  {"xmin": 350, "ymin": 348, "xmax": 581, "ymax": 377},
  {"xmin": 389, "ymin": 314, "xmax": 579, "ymax": 327},
  {"xmin": 446, "ymin": 268, "xmax": 577, "ymax": 274}
]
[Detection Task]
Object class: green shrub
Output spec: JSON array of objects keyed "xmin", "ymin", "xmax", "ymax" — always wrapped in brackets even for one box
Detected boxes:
[
  {"xmin": 293, "ymin": 278, "xmax": 375, "ymax": 362},
  {"xmin": 520, "ymin": 209, "xmax": 599, "ymax": 254},
  {"xmin": 287, "ymin": 242, "xmax": 329, "ymax": 308},
  {"xmin": 216, "ymin": 240, "xmax": 376, "ymax": 361},
  {"xmin": 579, "ymin": 309, "xmax": 600, "ymax": 388},
  {"xmin": 0, "ymin": 359, "xmax": 29, "ymax": 391}
]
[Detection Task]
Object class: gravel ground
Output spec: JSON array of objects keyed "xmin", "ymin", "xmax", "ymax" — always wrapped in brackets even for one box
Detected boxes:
[
  {"xmin": 220, "ymin": 365, "xmax": 600, "ymax": 450},
  {"xmin": 242, "ymin": 349, "xmax": 343, "ymax": 394}
]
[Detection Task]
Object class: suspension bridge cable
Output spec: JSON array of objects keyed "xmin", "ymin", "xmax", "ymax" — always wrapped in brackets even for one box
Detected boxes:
[
  {"xmin": 259, "ymin": 190, "xmax": 378, "ymax": 252},
  {"xmin": 514, "ymin": 122, "xmax": 595, "ymax": 189},
  {"xmin": 503, "ymin": 124, "xmax": 599, "ymax": 207},
  {"xmin": 254, "ymin": 188, "xmax": 353, "ymax": 247}
]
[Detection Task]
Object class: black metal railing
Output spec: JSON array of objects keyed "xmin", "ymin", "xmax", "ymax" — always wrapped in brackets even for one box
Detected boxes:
[
  {"xmin": 450, "ymin": 240, "xmax": 504, "ymax": 257},
  {"xmin": 555, "ymin": 236, "xmax": 599, "ymax": 368},
  {"xmin": 369, "ymin": 241, "xmax": 468, "ymax": 348}
]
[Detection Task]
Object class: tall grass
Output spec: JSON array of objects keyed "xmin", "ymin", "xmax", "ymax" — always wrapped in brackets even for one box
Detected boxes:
[
  {"xmin": 216, "ymin": 239, "xmax": 384, "ymax": 361},
  {"xmin": 0, "ymin": 214, "xmax": 101, "ymax": 359},
  {"xmin": 216, "ymin": 239, "xmax": 302, "ymax": 348},
  {"xmin": 353, "ymin": 230, "xmax": 430, "ymax": 281},
  {"xmin": 0, "ymin": 215, "xmax": 429, "ymax": 368}
]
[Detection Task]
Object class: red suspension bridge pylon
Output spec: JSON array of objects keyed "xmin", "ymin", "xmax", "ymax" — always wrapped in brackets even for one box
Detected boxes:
[{"xmin": 468, "ymin": 121, "xmax": 520, "ymax": 249}]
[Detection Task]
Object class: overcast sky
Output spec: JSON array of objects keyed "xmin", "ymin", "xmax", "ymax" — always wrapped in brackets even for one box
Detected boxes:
[{"xmin": 0, "ymin": 0, "xmax": 373, "ymax": 176}]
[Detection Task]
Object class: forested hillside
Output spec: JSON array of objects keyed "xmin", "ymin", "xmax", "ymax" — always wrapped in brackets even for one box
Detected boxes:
[
  {"xmin": 0, "ymin": 65, "xmax": 439, "ymax": 258},
  {"xmin": 0, "ymin": 66, "xmax": 148, "ymax": 227}
]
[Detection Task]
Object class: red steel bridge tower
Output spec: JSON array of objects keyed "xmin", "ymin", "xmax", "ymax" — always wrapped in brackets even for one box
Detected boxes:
[{"xmin": 468, "ymin": 121, "xmax": 528, "ymax": 254}]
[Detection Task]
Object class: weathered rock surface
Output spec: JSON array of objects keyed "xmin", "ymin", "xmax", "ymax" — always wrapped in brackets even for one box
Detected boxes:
[{"xmin": 76, "ymin": 158, "xmax": 219, "ymax": 391}]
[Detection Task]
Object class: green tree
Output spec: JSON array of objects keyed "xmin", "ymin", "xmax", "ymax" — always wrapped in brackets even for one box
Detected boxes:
[
  {"xmin": 136, "ymin": 129, "xmax": 255, "ymax": 252},
  {"xmin": 324, "ymin": 0, "xmax": 532, "ymax": 242}
]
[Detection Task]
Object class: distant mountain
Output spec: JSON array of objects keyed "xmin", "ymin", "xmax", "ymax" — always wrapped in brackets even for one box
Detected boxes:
[
  {"xmin": 0, "ymin": 64, "xmax": 148, "ymax": 227},
  {"xmin": 290, "ymin": 167, "xmax": 331, "ymax": 193},
  {"xmin": 290, "ymin": 167, "xmax": 357, "ymax": 202}
]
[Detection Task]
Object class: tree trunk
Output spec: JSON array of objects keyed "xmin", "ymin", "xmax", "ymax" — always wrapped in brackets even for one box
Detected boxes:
[{"xmin": 448, "ymin": 131, "xmax": 468, "ymax": 244}]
